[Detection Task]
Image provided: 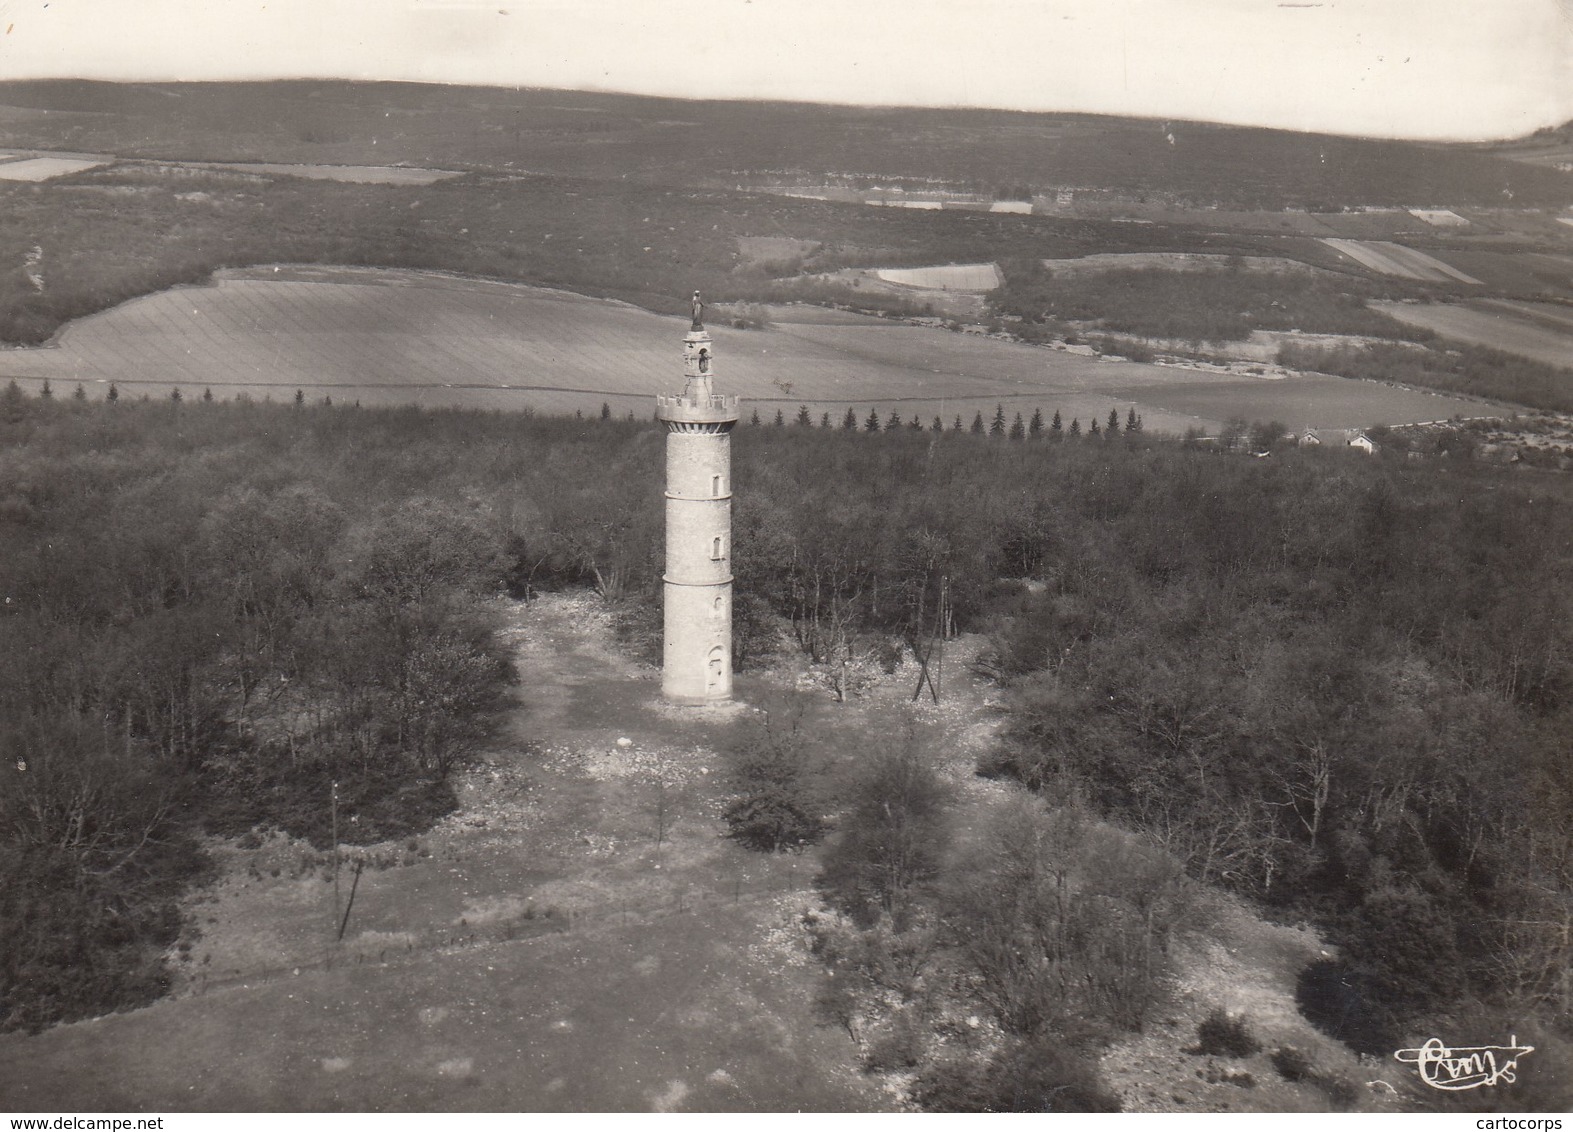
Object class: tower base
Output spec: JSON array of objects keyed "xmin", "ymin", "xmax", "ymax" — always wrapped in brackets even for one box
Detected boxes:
[{"xmin": 661, "ymin": 578, "xmax": 732, "ymax": 703}]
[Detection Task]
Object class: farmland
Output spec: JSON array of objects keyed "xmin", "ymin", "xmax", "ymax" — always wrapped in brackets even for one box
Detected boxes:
[
  {"xmin": 0, "ymin": 78, "xmax": 1569, "ymax": 421},
  {"xmin": 0, "ymin": 155, "xmax": 107, "ymax": 180},
  {"xmin": 1318, "ymin": 239, "xmax": 1482, "ymax": 284},
  {"xmin": 874, "ymin": 262, "xmax": 1002, "ymax": 291},
  {"xmin": 0, "ymin": 267, "xmax": 1496, "ymax": 432},
  {"xmin": 1372, "ymin": 298, "xmax": 1573, "ymax": 369},
  {"xmin": 1038, "ymin": 252, "xmax": 1330, "ymax": 277},
  {"xmin": 190, "ymin": 161, "xmax": 463, "ymax": 185}
]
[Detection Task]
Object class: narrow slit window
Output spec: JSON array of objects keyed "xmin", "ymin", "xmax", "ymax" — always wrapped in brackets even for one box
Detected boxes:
[
  {"xmin": 711, "ymin": 535, "xmax": 724, "ymax": 560},
  {"xmin": 712, "ymin": 474, "xmax": 723, "ymax": 497}
]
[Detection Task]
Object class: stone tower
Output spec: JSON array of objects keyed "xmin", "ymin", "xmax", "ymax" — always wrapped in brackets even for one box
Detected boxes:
[{"xmin": 656, "ymin": 292, "xmax": 740, "ymax": 704}]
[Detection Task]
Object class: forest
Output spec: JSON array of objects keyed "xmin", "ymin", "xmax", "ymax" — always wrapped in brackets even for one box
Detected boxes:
[
  {"xmin": 1, "ymin": 387, "xmax": 1569, "ymax": 1102},
  {"xmin": 989, "ymin": 258, "xmax": 1435, "ymax": 345}
]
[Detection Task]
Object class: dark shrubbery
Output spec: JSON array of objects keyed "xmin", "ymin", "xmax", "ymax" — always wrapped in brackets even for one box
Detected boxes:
[
  {"xmin": 202, "ymin": 751, "xmax": 461, "ymax": 849},
  {"xmin": 1293, "ymin": 960, "xmax": 1395, "ymax": 1057},
  {"xmin": 818, "ymin": 734, "xmax": 948, "ymax": 928},
  {"xmin": 720, "ymin": 705, "xmax": 827, "ymax": 853},
  {"xmin": 1270, "ymin": 1045, "xmax": 1315, "ymax": 1082},
  {"xmin": 913, "ymin": 1039, "xmax": 1123, "ymax": 1113},
  {"xmin": 1192, "ymin": 1009, "xmax": 1261, "ymax": 1058},
  {"xmin": 993, "ymin": 260, "xmax": 1427, "ymax": 345}
]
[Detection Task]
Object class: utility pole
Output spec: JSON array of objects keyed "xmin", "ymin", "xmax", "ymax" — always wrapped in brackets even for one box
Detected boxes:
[{"xmin": 331, "ymin": 780, "xmax": 340, "ymax": 932}]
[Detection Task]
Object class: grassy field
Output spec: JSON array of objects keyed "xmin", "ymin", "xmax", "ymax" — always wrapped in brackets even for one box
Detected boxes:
[
  {"xmin": 1372, "ymin": 298, "xmax": 1573, "ymax": 369},
  {"xmin": 0, "ymin": 156, "xmax": 106, "ymax": 180},
  {"xmin": 0, "ymin": 267, "xmax": 1496, "ymax": 432},
  {"xmin": 192, "ymin": 161, "xmax": 463, "ymax": 185},
  {"xmin": 874, "ymin": 263, "xmax": 1002, "ymax": 291}
]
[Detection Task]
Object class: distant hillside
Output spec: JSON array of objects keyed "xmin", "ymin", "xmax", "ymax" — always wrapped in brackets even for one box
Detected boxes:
[
  {"xmin": 1, "ymin": 79, "xmax": 1569, "ymax": 211},
  {"xmin": 1478, "ymin": 119, "xmax": 1573, "ymax": 173}
]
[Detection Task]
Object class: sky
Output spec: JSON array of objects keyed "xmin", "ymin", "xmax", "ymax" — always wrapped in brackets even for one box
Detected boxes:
[{"xmin": 0, "ymin": 0, "xmax": 1569, "ymax": 141}]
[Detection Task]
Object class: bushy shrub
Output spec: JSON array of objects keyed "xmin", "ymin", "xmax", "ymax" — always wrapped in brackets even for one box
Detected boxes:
[
  {"xmin": 1294, "ymin": 959, "xmax": 1393, "ymax": 1057},
  {"xmin": 720, "ymin": 706, "xmax": 827, "ymax": 853},
  {"xmin": 818, "ymin": 733, "xmax": 948, "ymax": 927},
  {"xmin": 913, "ymin": 1038, "xmax": 1122, "ymax": 1112},
  {"xmin": 1270, "ymin": 1045, "xmax": 1315, "ymax": 1082},
  {"xmin": 862, "ymin": 1008, "xmax": 927, "ymax": 1071},
  {"xmin": 1192, "ymin": 1009, "xmax": 1260, "ymax": 1058}
]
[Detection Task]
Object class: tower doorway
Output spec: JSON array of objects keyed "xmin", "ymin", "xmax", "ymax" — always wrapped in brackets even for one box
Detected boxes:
[{"xmin": 706, "ymin": 645, "xmax": 726, "ymax": 692}]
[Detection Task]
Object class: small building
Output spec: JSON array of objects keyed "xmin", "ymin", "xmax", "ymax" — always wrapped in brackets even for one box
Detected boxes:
[{"xmin": 1300, "ymin": 426, "xmax": 1377, "ymax": 454}]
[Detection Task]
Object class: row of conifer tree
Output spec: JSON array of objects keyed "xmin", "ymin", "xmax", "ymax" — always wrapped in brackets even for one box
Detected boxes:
[{"xmin": 743, "ymin": 403, "xmax": 1144, "ymax": 437}]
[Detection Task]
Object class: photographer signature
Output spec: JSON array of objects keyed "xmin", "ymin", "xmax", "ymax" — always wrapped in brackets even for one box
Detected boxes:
[{"xmin": 1394, "ymin": 1036, "xmax": 1534, "ymax": 1090}]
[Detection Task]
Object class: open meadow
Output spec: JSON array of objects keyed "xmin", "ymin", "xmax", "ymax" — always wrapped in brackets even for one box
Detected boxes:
[
  {"xmin": 1372, "ymin": 298, "xmax": 1573, "ymax": 370},
  {"xmin": 0, "ymin": 266, "xmax": 1495, "ymax": 432}
]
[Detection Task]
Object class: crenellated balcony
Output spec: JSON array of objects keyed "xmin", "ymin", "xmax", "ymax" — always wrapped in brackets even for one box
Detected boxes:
[{"xmin": 656, "ymin": 392, "xmax": 740, "ymax": 423}]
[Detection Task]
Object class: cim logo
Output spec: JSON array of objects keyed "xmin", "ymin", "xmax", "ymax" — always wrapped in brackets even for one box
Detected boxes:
[{"xmin": 1394, "ymin": 1037, "xmax": 1534, "ymax": 1091}]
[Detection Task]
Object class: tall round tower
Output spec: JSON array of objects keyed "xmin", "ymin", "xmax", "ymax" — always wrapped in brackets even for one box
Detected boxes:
[{"xmin": 656, "ymin": 292, "xmax": 740, "ymax": 704}]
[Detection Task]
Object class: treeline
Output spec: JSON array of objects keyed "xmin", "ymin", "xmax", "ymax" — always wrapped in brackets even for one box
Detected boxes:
[
  {"xmin": 739, "ymin": 401, "xmax": 1140, "ymax": 442},
  {"xmin": 1278, "ymin": 339, "xmax": 1573, "ymax": 415},
  {"xmin": 991, "ymin": 259, "xmax": 1434, "ymax": 345}
]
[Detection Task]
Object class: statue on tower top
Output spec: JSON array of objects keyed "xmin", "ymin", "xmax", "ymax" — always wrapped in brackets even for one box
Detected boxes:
[{"xmin": 690, "ymin": 291, "xmax": 705, "ymax": 331}]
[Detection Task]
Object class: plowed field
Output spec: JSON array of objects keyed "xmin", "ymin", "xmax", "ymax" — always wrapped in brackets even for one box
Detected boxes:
[
  {"xmin": 1319, "ymin": 239, "xmax": 1482, "ymax": 284},
  {"xmin": 874, "ymin": 263, "xmax": 1002, "ymax": 291}
]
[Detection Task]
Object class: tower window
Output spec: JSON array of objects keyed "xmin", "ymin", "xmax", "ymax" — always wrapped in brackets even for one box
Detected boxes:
[
  {"xmin": 711, "ymin": 535, "xmax": 724, "ymax": 560},
  {"xmin": 712, "ymin": 474, "xmax": 723, "ymax": 497}
]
